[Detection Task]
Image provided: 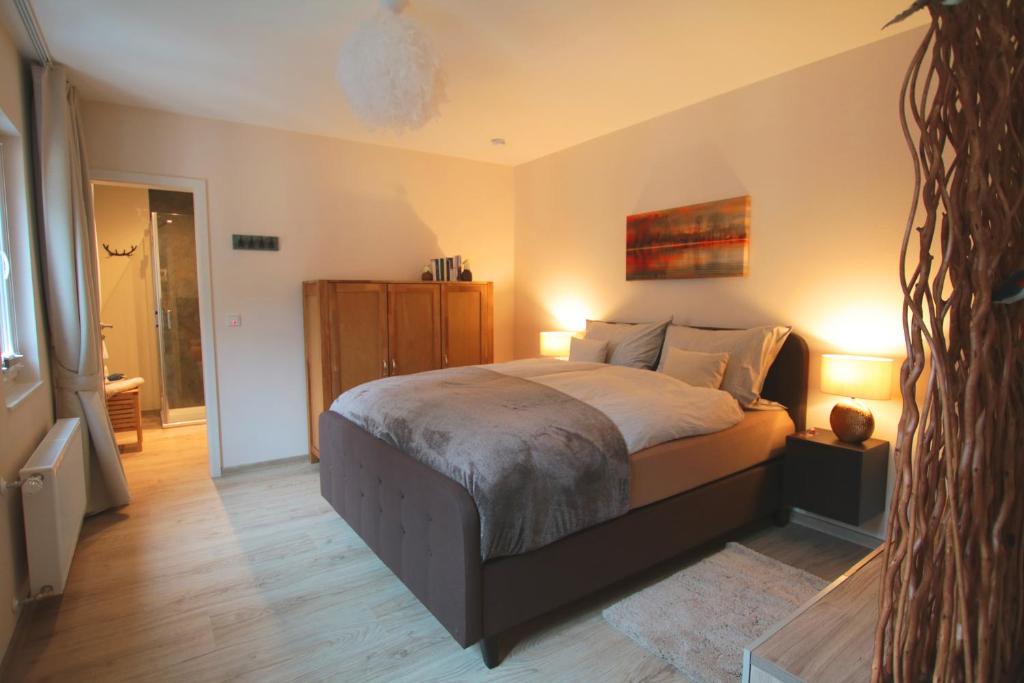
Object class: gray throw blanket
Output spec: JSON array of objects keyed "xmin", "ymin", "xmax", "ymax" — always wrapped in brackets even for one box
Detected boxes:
[{"xmin": 332, "ymin": 366, "xmax": 629, "ymax": 560}]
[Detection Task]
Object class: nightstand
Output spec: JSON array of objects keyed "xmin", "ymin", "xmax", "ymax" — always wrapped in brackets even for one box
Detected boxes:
[{"xmin": 784, "ymin": 429, "xmax": 889, "ymax": 526}]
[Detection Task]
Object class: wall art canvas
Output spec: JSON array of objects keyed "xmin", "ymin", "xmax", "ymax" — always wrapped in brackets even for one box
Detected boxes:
[{"xmin": 626, "ymin": 195, "xmax": 750, "ymax": 280}]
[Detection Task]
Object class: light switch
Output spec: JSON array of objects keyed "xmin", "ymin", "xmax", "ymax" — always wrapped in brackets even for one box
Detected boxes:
[{"xmin": 227, "ymin": 314, "xmax": 242, "ymax": 328}]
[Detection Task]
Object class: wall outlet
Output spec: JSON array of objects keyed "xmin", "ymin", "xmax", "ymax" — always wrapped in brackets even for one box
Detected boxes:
[
  {"xmin": 227, "ymin": 315, "xmax": 242, "ymax": 328},
  {"xmin": 232, "ymin": 234, "xmax": 279, "ymax": 251}
]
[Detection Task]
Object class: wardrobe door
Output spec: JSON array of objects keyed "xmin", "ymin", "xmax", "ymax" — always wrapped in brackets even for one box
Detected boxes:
[
  {"xmin": 329, "ymin": 282, "xmax": 389, "ymax": 396},
  {"xmin": 441, "ymin": 283, "xmax": 493, "ymax": 367},
  {"xmin": 387, "ymin": 283, "xmax": 442, "ymax": 376}
]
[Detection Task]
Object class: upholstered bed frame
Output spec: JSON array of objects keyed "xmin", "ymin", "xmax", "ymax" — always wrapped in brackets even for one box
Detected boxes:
[{"xmin": 318, "ymin": 332, "xmax": 808, "ymax": 667}]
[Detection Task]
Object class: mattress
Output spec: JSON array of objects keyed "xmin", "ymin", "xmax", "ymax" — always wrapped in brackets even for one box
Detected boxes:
[
  {"xmin": 629, "ymin": 409, "xmax": 794, "ymax": 509},
  {"xmin": 331, "ymin": 359, "xmax": 747, "ymax": 560}
]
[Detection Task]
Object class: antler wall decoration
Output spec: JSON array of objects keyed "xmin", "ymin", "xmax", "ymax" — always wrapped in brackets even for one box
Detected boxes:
[{"xmin": 102, "ymin": 243, "xmax": 138, "ymax": 257}]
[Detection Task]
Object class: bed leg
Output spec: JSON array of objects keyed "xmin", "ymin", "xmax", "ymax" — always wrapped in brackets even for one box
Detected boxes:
[
  {"xmin": 480, "ymin": 634, "xmax": 504, "ymax": 669},
  {"xmin": 773, "ymin": 506, "xmax": 791, "ymax": 527}
]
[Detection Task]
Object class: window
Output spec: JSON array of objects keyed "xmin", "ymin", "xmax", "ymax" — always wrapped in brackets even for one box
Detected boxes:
[{"xmin": 0, "ymin": 142, "xmax": 20, "ymax": 372}]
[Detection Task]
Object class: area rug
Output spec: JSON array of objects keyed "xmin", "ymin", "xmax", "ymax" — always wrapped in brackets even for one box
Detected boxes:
[{"xmin": 602, "ymin": 542, "xmax": 828, "ymax": 682}]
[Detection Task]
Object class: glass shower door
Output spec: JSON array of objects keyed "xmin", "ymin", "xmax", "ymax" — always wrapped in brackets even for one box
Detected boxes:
[{"xmin": 151, "ymin": 211, "xmax": 206, "ymax": 426}]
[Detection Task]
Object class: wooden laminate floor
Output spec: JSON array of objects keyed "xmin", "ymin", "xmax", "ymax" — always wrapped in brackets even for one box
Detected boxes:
[{"xmin": 6, "ymin": 417, "xmax": 871, "ymax": 682}]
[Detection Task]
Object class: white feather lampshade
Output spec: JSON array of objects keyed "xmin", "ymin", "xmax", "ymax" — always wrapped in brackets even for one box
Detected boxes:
[{"xmin": 336, "ymin": 1, "xmax": 444, "ymax": 131}]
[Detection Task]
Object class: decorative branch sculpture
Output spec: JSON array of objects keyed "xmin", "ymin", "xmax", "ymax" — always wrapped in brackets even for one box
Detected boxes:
[
  {"xmin": 102, "ymin": 243, "xmax": 138, "ymax": 257},
  {"xmin": 873, "ymin": 1, "xmax": 1024, "ymax": 681}
]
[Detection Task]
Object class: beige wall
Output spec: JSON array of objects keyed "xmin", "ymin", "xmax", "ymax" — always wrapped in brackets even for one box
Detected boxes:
[
  {"xmin": 0, "ymin": 24, "xmax": 54, "ymax": 663},
  {"xmin": 514, "ymin": 29, "xmax": 926, "ymax": 536},
  {"xmin": 94, "ymin": 184, "xmax": 162, "ymax": 411},
  {"xmin": 82, "ymin": 102, "xmax": 516, "ymax": 467},
  {"xmin": 81, "ymin": 29, "xmax": 923, "ymax": 529}
]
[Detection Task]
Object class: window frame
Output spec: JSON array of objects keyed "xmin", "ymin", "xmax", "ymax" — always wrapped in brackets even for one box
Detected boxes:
[{"xmin": 0, "ymin": 141, "xmax": 22, "ymax": 378}]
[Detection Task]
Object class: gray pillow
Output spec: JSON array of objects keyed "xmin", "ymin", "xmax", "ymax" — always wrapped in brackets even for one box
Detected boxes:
[
  {"xmin": 568, "ymin": 337, "xmax": 608, "ymax": 363},
  {"xmin": 584, "ymin": 318, "xmax": 671, "ymax": 369},
  {"xmin": 658, "ymin": 324, "xmax": 791, "ymax": 406},
  {"xmin": 659, "ymin": 347, "xmax": 730, "ymax": 389}
]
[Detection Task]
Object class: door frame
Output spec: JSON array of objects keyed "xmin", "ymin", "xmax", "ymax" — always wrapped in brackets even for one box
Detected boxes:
[{"xmin": 90, "ymin": 169, "xmax": 223, "ymax": 477}]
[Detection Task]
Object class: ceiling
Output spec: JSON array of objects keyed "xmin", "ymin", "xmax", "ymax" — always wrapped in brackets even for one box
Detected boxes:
[{"xmin": 27, "ymin": 0, "xmax": 926, "ymax": 166}]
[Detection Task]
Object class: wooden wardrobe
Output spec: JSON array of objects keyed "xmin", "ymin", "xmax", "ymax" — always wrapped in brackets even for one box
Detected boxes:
[{"xmin": 302, "ymin": 280, "xmax": 494, "ymax": 460}]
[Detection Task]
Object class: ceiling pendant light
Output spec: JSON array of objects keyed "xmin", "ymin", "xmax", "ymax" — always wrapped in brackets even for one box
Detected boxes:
[{"xmin": 336, "ymin": 0, "xmax": 445, "ymax": 132}]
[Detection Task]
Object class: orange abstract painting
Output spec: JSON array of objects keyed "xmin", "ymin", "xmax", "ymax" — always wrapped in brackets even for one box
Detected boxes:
[{"xmin": 626, "ymin": 195, "xmax": 750, "ymax": 280}]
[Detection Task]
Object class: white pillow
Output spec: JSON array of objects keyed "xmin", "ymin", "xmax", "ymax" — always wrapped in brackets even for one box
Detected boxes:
[
  {"xmin": 584, "ymin": 319, "xmax": 671, "ymax": 369},
  {"xmin": 658, "ymin": 325, "xmax": 791, "ymax": 406},
  {"xmin": 659, "ymin": 347, "xmax": 730, "ymax": 389},
  {"xmin": 568, "ymin": 337, "xmax": 608, "ymax": 362}
]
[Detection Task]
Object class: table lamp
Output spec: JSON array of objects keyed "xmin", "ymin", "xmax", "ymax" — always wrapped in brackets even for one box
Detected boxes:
[
  {"xmin": 539, "ymin": 331, "xmax": 573, "ymax": 360},
  {"xmin": 820, "ymin": 354, "xmax": 893, "ymax": 443}
]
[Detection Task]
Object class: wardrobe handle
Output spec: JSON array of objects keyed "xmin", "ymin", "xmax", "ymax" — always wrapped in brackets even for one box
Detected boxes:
[
  {"xmin": 382, "ymin": 359, "xmax": 388, "ymax": 377},
  {"xmin": 391, "ymin": 359, "xmax": 397, "ymax": 374},
  {"xmin": 443, "ymin": 353, "xmax": 449, "ymax": 367}
]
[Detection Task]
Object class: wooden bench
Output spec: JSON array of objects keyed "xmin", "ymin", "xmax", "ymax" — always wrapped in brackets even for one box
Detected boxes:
[
  {"xmin": 106, "ymin": 388, "xmax": 143, "ymax": 452},
  {"xmin": 743, "ymin": 546, "xmax": 883, "ymax": 682}
]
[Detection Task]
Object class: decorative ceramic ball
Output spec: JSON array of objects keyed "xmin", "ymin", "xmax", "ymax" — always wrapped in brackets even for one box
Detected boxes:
[{"xmin": 830, "ymin": 398, "xmax": 875, "ymax": 443}]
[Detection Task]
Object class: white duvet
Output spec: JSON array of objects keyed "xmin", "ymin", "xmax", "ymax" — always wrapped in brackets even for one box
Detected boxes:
[{"xmin": 485, "ymin": 358, "xmax": 744, "ymax": 453}]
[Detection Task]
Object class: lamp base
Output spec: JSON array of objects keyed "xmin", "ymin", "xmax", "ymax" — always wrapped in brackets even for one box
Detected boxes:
[{"xmin": 830, "ymin": 398, "xmax": 875, "ymax": 443}]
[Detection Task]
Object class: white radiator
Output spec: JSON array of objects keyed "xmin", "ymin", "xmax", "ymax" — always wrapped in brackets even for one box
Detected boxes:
[{"xmin": 19, "ymin": 417, "xmax": 86, "ymax": 599}]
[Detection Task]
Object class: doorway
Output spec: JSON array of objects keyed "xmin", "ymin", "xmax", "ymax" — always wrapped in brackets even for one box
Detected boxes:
[
  {"xmin": 90, "ymin": 171, "xmax": 222, "ymax": 477},
  {"xmin": 149, "ymin": 192, "xmax": 206, "ymax": 426}
]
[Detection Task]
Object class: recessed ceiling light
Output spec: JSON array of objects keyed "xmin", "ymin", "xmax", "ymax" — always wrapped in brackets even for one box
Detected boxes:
[{"xmin": 490, "ymin": 138, "xmax": 506, "ymax": 146}]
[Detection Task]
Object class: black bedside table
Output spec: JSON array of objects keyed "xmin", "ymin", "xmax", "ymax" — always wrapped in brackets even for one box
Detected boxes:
[{"xmin": 784, "ymin": 429, "xmax": 889, "ymax": 526}]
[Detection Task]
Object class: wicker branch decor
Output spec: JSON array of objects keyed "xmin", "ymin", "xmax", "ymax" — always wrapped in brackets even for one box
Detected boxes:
[{"xmin": 873, "ymin": 1, "xmax": 1024, "ymax": 681}]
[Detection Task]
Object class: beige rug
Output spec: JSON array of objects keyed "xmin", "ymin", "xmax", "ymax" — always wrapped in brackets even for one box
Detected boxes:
[{"xmin": 602, "ymin": 542, "xmax": 827, "ymax": 682}]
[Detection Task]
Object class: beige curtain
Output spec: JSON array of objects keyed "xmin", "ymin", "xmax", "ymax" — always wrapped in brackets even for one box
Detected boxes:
[{"xmin": 32, "ymin": 64, "xmax": 129, "ymax": 513}]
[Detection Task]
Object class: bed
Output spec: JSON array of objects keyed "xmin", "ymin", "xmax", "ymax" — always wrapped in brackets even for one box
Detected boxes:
[{"xmin": 318, "ymin": 331, "xmax": 807, "ymax": 667}]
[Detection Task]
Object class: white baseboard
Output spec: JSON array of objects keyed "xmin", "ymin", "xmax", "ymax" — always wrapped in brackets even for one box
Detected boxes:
[
  {"xmin": 789, "ymin": 508, "xmax": 884, "ymax": 549},
  {"xmin": 221, "ymin": 454, "xmax": 311, "ymax": 475}
]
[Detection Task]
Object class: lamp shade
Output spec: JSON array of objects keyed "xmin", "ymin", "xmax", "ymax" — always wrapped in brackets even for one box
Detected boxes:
[
  {"xmin": 539, "ymin": 331, "xmax": 573, "ymax": 358},
  {"xmin": 820, "ymin": 354, "xmax": 893, "ymax": 400}
]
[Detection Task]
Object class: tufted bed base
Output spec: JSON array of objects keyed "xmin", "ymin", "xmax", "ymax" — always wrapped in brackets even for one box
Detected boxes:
[
  {"xmin": 318, "ymin": 332, "xmax": 807, "ymax": 668},
  {"xmin": 320, "ymin": 411, "xmax": 784, "ymax": 667}
]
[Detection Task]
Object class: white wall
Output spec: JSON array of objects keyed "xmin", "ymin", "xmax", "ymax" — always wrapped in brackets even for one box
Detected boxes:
[
  {"xmin": 514, "ymin": 29, "xmax": 927, "ymax": 537},
  {"xmin": 0, "ymin": 23, "xmax": 54, "ymax": 663},
  {"xmin": 93, "ymin": 184, "xmax": 162, "ymax": 411},
  {"xmin": 82, "ymin": 103, "xmax": 516, "ymax": 468}
]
